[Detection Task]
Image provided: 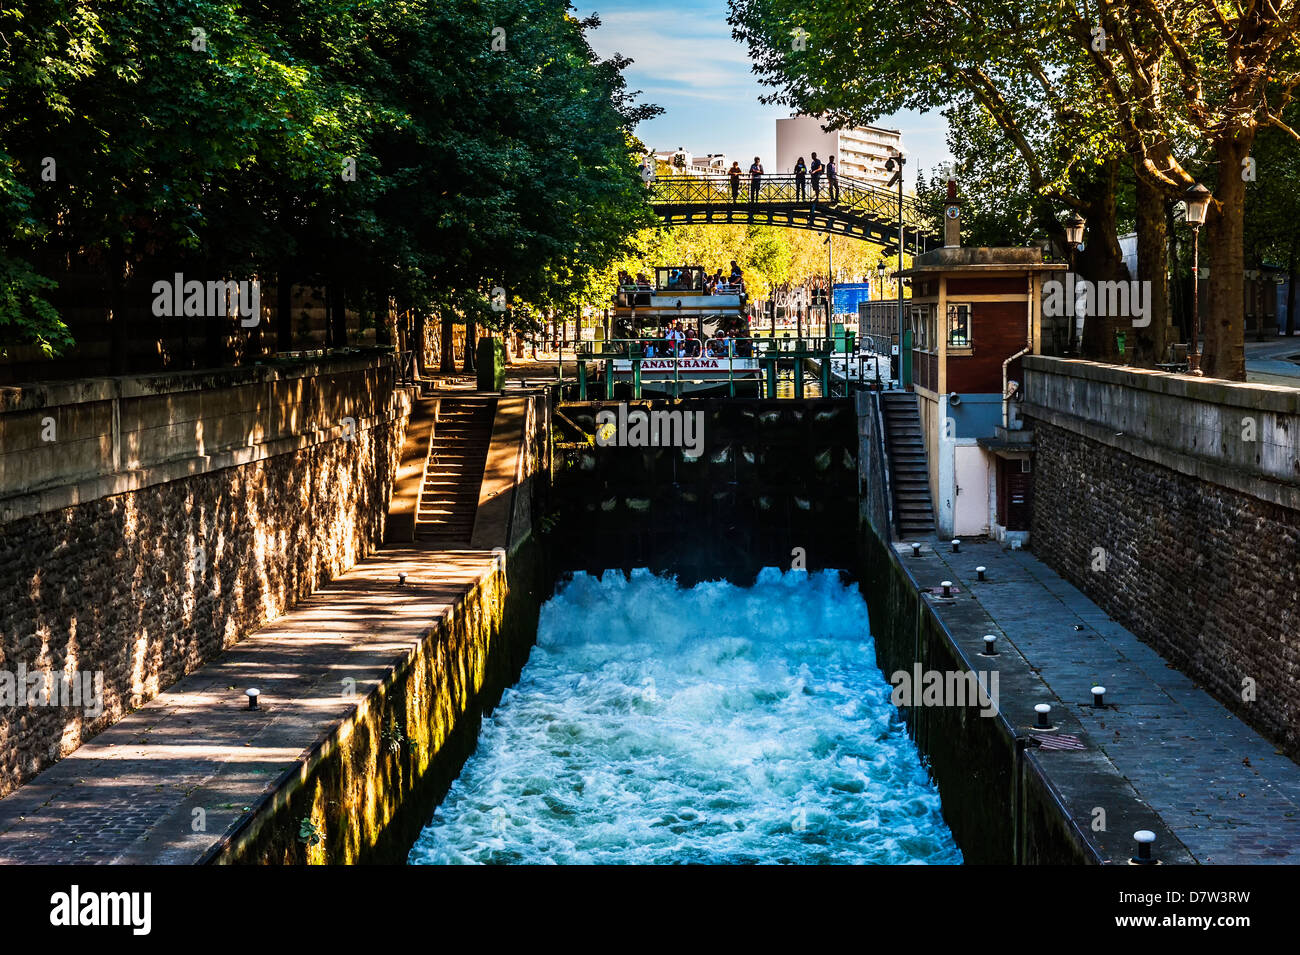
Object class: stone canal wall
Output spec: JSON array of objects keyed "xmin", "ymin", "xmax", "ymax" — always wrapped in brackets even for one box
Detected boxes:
[
  {"xmin": 855, "ymin": 390, "xmax": 892, "ymax": 543},
  {"xmin": 0, "ymin": 353, "xmax": 410, "ymax": 798},
  {"xmin": 859, "ymin": 532, "xmax": 1103, "ymax": 864},
  {"xmin": 211, "ymin": 393, "xmax": 551, "ymax": 864},
  {"xmin": 1021, "ymin": 357, "xmax": 1300, "ymax": 758},
  {"xmin": 210, "ymin": 540, "xmax": 547, "ymax": 865}
]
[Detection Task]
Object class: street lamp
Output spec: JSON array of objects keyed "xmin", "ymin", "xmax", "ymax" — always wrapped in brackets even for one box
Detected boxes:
[
  {"xmin": 1062, "ymin": 212, "xmax": 1085, "ymax": 354},
  {"xmin": 1064, "ymin": 213, "xmax": 1086, "ymax": 250},
  {"xmin": 1185, "ymin": 183, "xmax": 1211, "ymax": 374},
  {"xmin": 885, "ymin": 151, "xmax": 906, "ymax": 384},
  {"xmin": 876, "ymin": 261, "xmax": 888, "ymax": 299}
]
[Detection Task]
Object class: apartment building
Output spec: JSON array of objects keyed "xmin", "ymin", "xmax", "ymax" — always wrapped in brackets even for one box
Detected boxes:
[{"xmin": 775, "ymin": 115, "xmax": 903, "ymax": 188}]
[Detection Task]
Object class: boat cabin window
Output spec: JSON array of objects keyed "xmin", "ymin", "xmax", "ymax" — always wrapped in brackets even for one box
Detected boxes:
[{"xmin": 656, "ymin": 266, "xmax": 704, "ymax": 293}]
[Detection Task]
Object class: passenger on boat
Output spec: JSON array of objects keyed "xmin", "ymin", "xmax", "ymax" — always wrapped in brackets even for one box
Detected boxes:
[
  {"xmin": 707, "ymin": 330, "xmax": 730, "ymax": 358},
  {"xmin": 684, "ymin": 327, "xmax": 701, "ymax": 357}
]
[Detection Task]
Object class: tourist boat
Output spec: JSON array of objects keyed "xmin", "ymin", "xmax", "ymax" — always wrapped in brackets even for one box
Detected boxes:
[{"xmin": 602, "ymin": 266, "xmax": 764, "ymax": 396}]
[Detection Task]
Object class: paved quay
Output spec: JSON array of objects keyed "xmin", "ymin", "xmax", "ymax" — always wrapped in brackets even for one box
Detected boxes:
[
  {"xmin": 908, "ymin": 537, "xmax": 1300, "ymax": 863},
  {"xmin": 0, "ymin": 547, "xmax": 498, "ymax": 864}
]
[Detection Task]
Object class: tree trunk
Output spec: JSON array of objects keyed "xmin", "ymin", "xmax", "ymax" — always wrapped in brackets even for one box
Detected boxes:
[
  {"xmin": 278, "ymin": 275, "xmax": 294, "ymax": 351},
  {"xmin": 440, "ymin": 312, "xmax": 456, "ymax": 373},
  {"xmin": 1131, "ymin": 175, "xmax": 1169, "ymax": 367},
  {"xmin": 463, "ymin": 317, "xmax": 477, "ymax": 373},
  {"xmin": 413, "ymin": 309, "xmax": 428, "ymax": 377},
  {"xmin": 1203, "ymin": 133, "xmax": 1253, "ymax": 380},
  {"xmin": 330, "ymin": 285, "xmax": 347, "ymax": 347},
  {"xmin": 375, "ymin": 289, "xmax": 392, "ymax": 346},
  {"xmin": 108, "ymin": 234, "xmax": 127, "ymax": 374},
  {"xmin": 1077, "ymin": 163, "xmax": 1127, "ymax": 362},
  {"xmin": 1287, "ymin": 238, "xmax": 1297, "ymax": 337}
]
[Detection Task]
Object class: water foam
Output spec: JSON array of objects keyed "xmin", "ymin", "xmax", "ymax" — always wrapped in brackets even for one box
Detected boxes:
[{"xmin": 408, "ymin": 568, "xmax": 961, "ymax": 865}]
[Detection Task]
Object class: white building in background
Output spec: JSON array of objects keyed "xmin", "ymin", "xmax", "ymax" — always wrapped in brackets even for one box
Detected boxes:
[
  {"xmin": 775, "ymin": 115, "xmax": 903, "ymax": 188},
  {"xmin": 651, "ymin": 148, "xmax": 730, "ymax": 176}
]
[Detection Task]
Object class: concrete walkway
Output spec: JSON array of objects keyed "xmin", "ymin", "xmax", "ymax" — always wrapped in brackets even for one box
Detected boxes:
[
  {"xmin": 911, "ymin": 537, "xmax": 1300, "ymax": 863},
  {"xmin": 1245, "ymin": 337, "xmax": 1300, "ymax": 388},
  {"xmin": 0, "ymin": 547, "xmax": 498, "ymax": 864}
]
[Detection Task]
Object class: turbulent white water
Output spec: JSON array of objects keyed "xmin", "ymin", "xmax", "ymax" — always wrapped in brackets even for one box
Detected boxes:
[{"xmin": 408, "ymin": 568, "xmax": 961, "ymax": 865}]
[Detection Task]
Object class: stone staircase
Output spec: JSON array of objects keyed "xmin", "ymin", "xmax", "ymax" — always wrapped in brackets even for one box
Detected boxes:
[
  {"xmin": 415, "ymin": 396, "xmax": 497, "ymax": 546},
  {"xmin": 881, "ymin": 392, "xmax": 935, "ymax": 539}
]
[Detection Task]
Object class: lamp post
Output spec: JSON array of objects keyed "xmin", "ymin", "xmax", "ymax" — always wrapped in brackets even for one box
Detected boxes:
[
  {"xmin": 1184, "ymin": 183, "xmax": 1211, "ymax": 374},
  {"xmin": 1063, "ymin": 212, "xmax": 1085, "ymax": 355},
  {"xmin": 824, "ymin": 235, "xmax": 833, "ymax": 343},
  {"xmin": 885, "ymin": 152, "xmax": 906, "ymax": 385}
]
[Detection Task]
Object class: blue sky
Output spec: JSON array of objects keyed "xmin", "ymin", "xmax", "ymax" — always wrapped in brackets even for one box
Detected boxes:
[{"xmin": 574, "ymin": 0, "xmax": 952, "ymax": 178}]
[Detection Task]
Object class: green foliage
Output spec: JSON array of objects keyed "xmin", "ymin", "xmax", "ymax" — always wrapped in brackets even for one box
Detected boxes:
[
  {"xmin": 297, "ymin": 817, "xmax": 323, "ymax": 848},
  {"xmin": 0, "ymin": 0, "xmax": 656, "ymax": 358}
]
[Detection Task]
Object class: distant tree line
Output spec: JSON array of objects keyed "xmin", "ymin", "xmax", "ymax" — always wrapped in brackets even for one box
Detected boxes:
[{"xmin": 0, "ymin": 0, "xmax": 658, "ymax": 373}]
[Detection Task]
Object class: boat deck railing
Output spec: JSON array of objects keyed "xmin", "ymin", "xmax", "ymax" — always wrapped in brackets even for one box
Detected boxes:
[{"xmin": 559, "ymin": 336, "xmax": 869, "ymax": 399}]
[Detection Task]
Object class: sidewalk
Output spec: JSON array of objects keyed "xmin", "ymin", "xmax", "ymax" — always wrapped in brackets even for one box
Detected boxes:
[
  {"xmin": 1245, "ymin": 336, "xmax": 1300, "ymax": 388},
  {"xmin": 910, "ymin": 537, "xmax": 1300, "ymax": 863},
  {"xmin": 0, "ymin": 547, "xmax": 498, "ymax": 864}
]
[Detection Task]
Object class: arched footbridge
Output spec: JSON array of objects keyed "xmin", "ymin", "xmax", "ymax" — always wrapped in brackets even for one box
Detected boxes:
[{"xmin": 649, "ymin": 174, "xmax": 940, "ymax": 248}]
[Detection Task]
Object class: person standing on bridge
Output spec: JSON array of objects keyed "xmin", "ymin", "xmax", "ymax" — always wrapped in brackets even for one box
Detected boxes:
[
  {"xmin": 810, "ymin": 153, "xmax": 824, "ymax": 208},
  {"xmin": 728, "ymin": 161, "xmax": 742, "ymax": 202},
  {"xmin": 827, "ymin": 155, "xmax": 840, "ymax": 203},
  {"xmin": 794, "ymin": 156, "xmax": 807, "ymax": 200},
  {"xmin": 749, "ymin": 157, "xmax": 764, "ymax": 203}
]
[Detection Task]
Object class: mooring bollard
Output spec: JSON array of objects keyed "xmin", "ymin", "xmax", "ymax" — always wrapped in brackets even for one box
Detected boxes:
[
  {"xmin": 941, "ymin": 580, "xmax": 952, "ymax": 598},
  {"xmin": 982, "ymin": 634, "xmax": 998, "ymax": 656},
  {"xmin": 398, "ymin": 572, "xmax": 408, "ymax": 586},
  {"xmin": 910, "ymin": 542, "xmax": 922, "ymax": 557},
  {"xmin": 1092, "ymin": 685, "xmax": 1106, "ymax": 708},
  {"xmin": 976, "ymin": 566, "xmax": 987, "ymax": 581},
  {"xmin": 1132, "ymin": 830, "xmax": 1156, "ymax": 865},
  {"xmin": 1035, "ymin": 703, "xmax": 1051, "ymax": 728},
  {"xmin": 951, "ymin": 539, "xmax": 960, "ymax": 553},
  {"xmin": 246, "ymin": 688, "xmax": 260, "ymax": 711}
]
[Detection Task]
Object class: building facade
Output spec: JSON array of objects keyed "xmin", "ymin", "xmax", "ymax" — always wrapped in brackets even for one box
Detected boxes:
[
  {"xmin": 775, "ymin": 115, "xmax": 903, "ymax": 187},
  {"xmin": 896, "ymin": 193, "xmax": 1066, "ymax": 543}
]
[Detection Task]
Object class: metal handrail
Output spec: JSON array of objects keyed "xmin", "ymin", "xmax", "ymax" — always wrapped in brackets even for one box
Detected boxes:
[
  {"xmin": 572, "ymin": 336, "xmax": 848, "ymax": 358},
  {"xmin": 649, "ymin": 173, "xmax": 934, "ymax": 236}
]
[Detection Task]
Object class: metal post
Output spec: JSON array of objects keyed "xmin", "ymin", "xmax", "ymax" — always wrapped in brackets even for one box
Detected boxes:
[
  {"xmin": 728, "ymin": 339, "xmax": 736, "ymax": 398},
  {"xmin": 897, "ymin": 159, "xmax": 905, "ymax": 381},
  {"xmin": 577, "ymin": 358, "xmax": 586, "ymax": 399},
  {"xmin": 1189, "ymin": 225, "xmax": 1201, "ymax": 373},
  {"xmin": 794, "ymin": 340, "xmax": 804, "ymax": 399}
]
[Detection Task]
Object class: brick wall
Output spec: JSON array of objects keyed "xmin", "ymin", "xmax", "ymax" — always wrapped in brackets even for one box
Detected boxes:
[
  {"xmin": 0, "ymin": 354, "xmax": 409, "ymax": 797},
  {"xmin": 1024, "ymin": 357, "xmax": 1300, "ymax": 758}
]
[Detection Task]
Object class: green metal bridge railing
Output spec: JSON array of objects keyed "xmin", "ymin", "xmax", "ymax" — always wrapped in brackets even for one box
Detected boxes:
[{"xmin": 648, "ymin": 173, "xmax": 939, "ymax": 247}]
